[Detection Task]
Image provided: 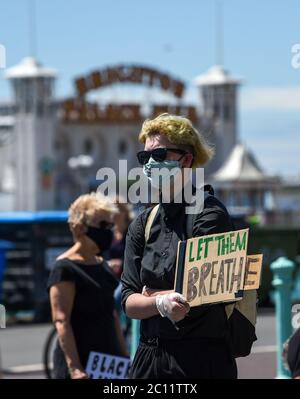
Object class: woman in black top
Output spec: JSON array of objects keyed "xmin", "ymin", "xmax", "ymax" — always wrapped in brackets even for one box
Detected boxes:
[
  {"xmin": 121, "ymin": 113, "xmax": 237, "ymax": 379},
  {"xmin": 48, "ymin": 193, "xmax": 129, "ymax": 379}
]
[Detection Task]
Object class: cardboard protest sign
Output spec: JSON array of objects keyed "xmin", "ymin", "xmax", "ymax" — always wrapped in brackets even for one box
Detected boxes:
[
  {"xmin": 86, "ymin": 352, "xmax": 131, "ymax": 379},
  {"xmin": 174, "ymin": 229, "xmax": 263, "ymax": 307},
  {"xmin": 244, "ymin": 254, "xmax": 263, "ymax": 290}
]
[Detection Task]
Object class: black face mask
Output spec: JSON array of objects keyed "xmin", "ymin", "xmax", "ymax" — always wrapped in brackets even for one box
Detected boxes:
[{"xmin": 86, "ymin": 225, "xmax": 114, "ymax": 254}]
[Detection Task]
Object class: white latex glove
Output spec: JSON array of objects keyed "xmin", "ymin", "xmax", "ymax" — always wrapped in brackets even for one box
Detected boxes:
[{"xmin": 155, "ymin": 292, "xmax": 189, "ymax": 322}]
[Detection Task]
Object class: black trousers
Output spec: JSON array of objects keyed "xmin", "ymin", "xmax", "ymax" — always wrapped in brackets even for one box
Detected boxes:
[{"xmin": 129, "ymin": 336, "xmax": 238, "ymax": 379}]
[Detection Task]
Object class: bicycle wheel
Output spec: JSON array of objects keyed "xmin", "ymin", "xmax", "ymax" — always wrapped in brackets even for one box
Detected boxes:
[{"xmin": 43, "ymin": 327, "xmax": 58, "ymax": 379}]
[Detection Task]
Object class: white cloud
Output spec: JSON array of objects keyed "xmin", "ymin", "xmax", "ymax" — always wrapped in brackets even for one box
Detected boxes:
[{"xmin": 241, "ymin": 87, "xmax": 300, "ymax": 111}]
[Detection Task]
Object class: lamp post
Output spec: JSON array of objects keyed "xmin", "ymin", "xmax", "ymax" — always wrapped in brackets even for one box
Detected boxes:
[
  {"xmin": 291, "ymin": 255, "xmax": 300, "ymax": 303},
  {"xmin": 271, "ymin": 256, "xmax": 295, "ymax": 379}
]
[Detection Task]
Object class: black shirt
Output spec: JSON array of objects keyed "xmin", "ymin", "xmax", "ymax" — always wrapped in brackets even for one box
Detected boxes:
[
  {"xmin": 47, "ymin": 258, "xmax": 121, "ymax": 378},
  {"xmin": 121, "ymin": 194, "xmax": 234, "ymax": 341}
]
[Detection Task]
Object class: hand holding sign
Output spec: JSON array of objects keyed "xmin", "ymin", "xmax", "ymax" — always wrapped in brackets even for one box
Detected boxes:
[{"xmin": 156, "ymin": 292, "xmax": 190, "ymax": 322}]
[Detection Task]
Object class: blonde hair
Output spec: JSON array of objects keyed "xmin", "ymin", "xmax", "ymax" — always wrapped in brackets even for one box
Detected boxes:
[
  {"xmin": 138, "ymin": 113, "xmax": 214, "ymax": 168},
  {"xmin": 68, "ymin": 192, "xmax": 118, "ymax": 227}
]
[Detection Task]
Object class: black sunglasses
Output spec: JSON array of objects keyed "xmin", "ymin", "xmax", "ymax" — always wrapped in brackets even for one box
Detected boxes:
[{"xmin": 137, "ymin": 148, "xmax": 188, "ymax": 165}]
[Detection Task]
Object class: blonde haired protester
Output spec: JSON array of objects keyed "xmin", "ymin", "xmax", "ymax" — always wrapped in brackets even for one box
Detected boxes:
[
  {"xmin": 121, "ymin": 113, "xmax": 239, "ymax": 379},
  {"xmin": 48, "ymin": 193, "xmax": 129, "ymax": 379}
]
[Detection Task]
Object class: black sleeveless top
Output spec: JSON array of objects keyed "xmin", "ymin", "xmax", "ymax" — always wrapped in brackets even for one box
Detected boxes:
[{"xmin": 47, "ymin": 258, "xmax": 121, "ymax": 379}]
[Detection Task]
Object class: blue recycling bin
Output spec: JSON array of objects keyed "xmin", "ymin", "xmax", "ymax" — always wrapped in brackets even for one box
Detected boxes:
[{"xmin": 0, "ymin": 240, "xmax": 14, "ymax": 301}]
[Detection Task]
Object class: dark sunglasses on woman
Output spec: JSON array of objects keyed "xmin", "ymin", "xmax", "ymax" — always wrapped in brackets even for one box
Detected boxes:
[{"xmin": 137, "ymin": 148, "xmax": 188, "ymax": 165}]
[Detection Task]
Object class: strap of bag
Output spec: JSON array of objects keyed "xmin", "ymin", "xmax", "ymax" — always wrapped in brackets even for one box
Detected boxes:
[{"xmin": 144, "ymin": 204, "xmax": 160, "ymax": 242}]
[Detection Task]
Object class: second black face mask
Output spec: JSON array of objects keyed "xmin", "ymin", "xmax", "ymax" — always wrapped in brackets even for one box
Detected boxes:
[{"xmin": 86, "ymin": 226, "xmax": 114, "ymax": 254}]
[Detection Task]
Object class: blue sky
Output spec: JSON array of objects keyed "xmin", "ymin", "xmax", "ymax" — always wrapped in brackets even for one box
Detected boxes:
[{"xmin": 0, "ymin": 0, "xmax": 299, "ymax": 176}]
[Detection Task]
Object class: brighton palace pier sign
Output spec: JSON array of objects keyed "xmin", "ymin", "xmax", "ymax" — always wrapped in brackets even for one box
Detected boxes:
[{"xmin": 61, "ymin": 64, "xmax": 198, "ymax": 123}]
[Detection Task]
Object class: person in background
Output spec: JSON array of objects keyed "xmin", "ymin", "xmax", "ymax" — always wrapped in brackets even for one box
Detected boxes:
[
  {"xmin": 48, "ymin": 192, "xmax": 129, "ymax": 379},
  {"xmin": 106, "ymin": 198, "xmax": 134, "ymax": 279}
]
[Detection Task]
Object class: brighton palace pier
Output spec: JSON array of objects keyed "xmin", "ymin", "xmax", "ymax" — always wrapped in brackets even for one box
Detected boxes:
[{"xmin": 0, "ymin": 57, "xmax": 299, "ymax": 225}]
